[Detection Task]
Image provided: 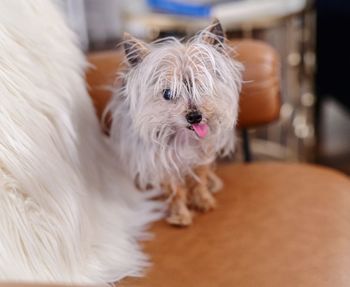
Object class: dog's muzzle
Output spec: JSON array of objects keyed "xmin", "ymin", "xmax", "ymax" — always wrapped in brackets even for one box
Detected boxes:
[
  {"xmin": 185, "ymin": 110, "xmax": 208, "ymax": 138},
  {"xmin": 186, "ymin": 110, "xmax": 202, "ymax": 124}
]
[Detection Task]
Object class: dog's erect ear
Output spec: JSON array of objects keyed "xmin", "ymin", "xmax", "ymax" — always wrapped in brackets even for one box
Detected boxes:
[
  {"xmin": 123, "ymin": 33, "xmax": 149, "ymax": 66},
  {"xmin": 202, "ymin": 19, "xmax": 225, "ymax": 47}
]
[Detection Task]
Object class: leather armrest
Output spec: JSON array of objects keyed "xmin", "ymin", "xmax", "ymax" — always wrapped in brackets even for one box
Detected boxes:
[{"xmin": 86, "ymin": 39, "xmax": 281, "ymax": 129}]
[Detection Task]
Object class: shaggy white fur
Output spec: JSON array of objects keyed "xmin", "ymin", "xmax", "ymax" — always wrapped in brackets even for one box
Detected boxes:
[
  {"xmin": 0, "ymin": 0, "xmax": 159, "ymax": 284},
  {"xmin": 107, "ymin": 26, "xmax": 242, "ymax": 190}
]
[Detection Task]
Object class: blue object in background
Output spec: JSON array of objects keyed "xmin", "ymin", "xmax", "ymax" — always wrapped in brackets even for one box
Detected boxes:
[{"xmin": 147, "ymin": 0, "xmax": 211, "ymax": 17}]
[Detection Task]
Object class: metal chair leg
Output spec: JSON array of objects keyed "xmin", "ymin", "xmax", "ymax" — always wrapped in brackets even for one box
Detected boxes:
[{"xmin": 242, "ymin": 129, "xmax": 252, "ymax": 163}]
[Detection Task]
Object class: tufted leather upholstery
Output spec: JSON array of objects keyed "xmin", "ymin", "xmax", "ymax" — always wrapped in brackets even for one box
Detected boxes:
[{"xmin": 230, "ymin": 40, "xmax": 281, "ymax": 128}]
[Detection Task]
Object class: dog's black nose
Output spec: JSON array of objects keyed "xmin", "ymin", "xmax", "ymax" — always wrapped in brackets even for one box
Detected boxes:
[{"xmin": 186, "ymin": 111, "xmax": 202, "ymax": 124}]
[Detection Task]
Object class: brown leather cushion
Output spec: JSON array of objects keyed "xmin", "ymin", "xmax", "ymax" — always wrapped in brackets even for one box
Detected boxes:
[
  {"xmin": 86, "ymin": 39, "xmax": 280, "ymax": 129},
  {"xmin": 121, "ymin": 163, "xmax": 350, "ymax": 287},
  {"xmin": 230, "ymin": 40, "xmax": 280, "ymax": 128}
]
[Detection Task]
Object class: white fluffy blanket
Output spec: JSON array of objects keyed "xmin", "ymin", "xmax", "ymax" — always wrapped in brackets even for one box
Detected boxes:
[{"xmin": 0, "ymin": 0, "xmax": 159, "ymax": 284}]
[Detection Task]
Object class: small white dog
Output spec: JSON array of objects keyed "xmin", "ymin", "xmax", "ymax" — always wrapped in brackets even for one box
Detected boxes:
[{"xmin": 107, "ymin": 20, "xmax": 242, "ymax": 226}]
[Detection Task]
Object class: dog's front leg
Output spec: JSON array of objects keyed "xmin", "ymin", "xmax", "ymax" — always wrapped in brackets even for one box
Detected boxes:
[
  {"xmin": 164, "ymin": 184, "xmax": 192, "ymax": 227},
  {"xmin": 207, "ymin": 168, "xmax": 223, "ymax": 193},
  {"xmin": 188, "ymin": 165, "xmax": 217, "ymax": 212}
]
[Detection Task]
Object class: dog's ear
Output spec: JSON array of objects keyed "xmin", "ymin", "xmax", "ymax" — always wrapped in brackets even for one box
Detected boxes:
[
  {"xmin": 123, "ymin": 33, "xmax": 149, "ymax": 66},
  {"xmin": 202, "ymin": 19, "xmax": 225, "ymax": 48}
]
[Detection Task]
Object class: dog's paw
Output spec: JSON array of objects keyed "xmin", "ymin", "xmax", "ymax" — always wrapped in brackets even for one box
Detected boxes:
[
  {"xmin": 190, "ymin": 187, "xmax": 217, "ymax": 212},
  {"xmin": 166, "ymin": 205, "xmax": 193, "ymax": 227}
]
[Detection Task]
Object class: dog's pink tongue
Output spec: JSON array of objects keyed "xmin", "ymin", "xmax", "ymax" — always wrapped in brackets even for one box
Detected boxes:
[{"xmin": 192, "ymin": 123, "xmax": 209, "ymax": 138}]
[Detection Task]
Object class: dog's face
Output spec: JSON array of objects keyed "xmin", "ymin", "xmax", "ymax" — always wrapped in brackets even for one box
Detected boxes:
[{"xmin": 121, "ymin": 20, "xmax": 242, "ymax": 151}]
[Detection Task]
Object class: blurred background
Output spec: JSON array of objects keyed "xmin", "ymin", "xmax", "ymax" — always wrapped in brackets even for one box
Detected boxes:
[{"xmin": 59, "ymin": 0, "xmax": 350, "ymax": 174}]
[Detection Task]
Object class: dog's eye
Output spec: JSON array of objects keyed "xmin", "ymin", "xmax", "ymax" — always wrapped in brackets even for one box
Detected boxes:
[{"xmin": 163, "ymin": 89, "xmax": 173, "ymax": 101}]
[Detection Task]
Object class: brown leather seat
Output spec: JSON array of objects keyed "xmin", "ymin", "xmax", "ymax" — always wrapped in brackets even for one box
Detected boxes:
[
  {"xmin": 121, "ymin": 163, "xmax": 350, "ymax": 287},
  {"xmin": 84, "ymin": 40, "xmax": 350, "ymax": 287}
]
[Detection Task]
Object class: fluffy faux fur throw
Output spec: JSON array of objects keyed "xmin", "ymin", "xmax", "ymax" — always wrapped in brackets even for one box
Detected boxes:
[{"xmin": 0, "ymin": 0, "xmax": 158, "ymax": 284}]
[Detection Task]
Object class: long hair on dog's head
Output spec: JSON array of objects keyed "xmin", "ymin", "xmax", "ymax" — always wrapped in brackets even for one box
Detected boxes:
[{"xmin": 108, "ymin": 20, "xmax": 243, "ymax": 188}]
